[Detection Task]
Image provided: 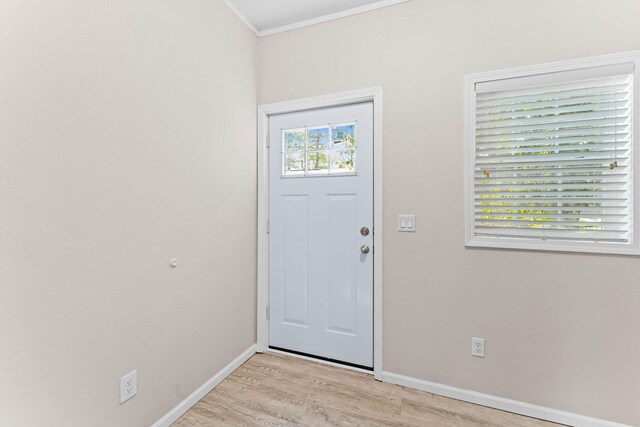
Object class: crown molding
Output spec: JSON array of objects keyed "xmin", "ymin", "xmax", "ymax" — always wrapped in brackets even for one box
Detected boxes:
[
  {"xmin": 221, "ymin": 0, "xmax": 411, "ymax": 38},
  {"xmin": 220, "ymin": 0, "xmax": 260, "ymax": 36}
]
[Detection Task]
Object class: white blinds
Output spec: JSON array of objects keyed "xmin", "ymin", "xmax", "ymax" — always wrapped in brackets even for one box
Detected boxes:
[{"xmin": 473, "ymin": 65, "xmax": 634, "ymax": 242}]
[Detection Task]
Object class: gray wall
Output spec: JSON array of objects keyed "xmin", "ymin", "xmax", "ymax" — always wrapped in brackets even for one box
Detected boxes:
[
  {"xmin": 0, "ymin": 1, "xmax": 257, "ymax": 425},
  {"xmin": 257, "ymin": 1, "xmax": 640, "ymax": 424}
]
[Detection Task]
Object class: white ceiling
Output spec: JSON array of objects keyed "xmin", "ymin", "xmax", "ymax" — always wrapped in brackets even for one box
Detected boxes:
[{"xmin": 224, "ymin": 0, "xmax": 409, "ymax": 36}]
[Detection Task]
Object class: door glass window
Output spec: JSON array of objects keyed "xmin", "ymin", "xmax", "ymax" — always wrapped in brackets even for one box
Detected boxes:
[
  {"xmin": 282, "ymin": 124, "xmax": 357, "ymax": 177},
  {"xmin": 306, "ymin": 128, "xmax": 330, "ymax": 150}
]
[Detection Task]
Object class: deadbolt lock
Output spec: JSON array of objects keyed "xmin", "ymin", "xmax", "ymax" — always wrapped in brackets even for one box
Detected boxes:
[{"xmin": 360, "ymin": 226, "xmax": 370, "ymax": 236}]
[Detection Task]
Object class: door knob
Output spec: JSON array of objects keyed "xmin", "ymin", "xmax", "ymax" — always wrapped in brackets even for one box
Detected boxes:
[
  {"xmin": 360, "ymin": 244, "xmax": 370, "ymax": 254},
  {"xmin": 360, "ymin": 226, "xmax": 370, "ymax": 236}
]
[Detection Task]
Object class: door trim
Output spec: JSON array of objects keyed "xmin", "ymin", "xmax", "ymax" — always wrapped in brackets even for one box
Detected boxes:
[{"xmin": 257, "ymin": 87, "xmax": 384, "ymax": 380}]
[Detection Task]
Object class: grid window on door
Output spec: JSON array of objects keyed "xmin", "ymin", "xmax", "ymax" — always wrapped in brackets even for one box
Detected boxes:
[{"xmin": 282, "ymin": 124, "xmax": 357, "ymax": 177}]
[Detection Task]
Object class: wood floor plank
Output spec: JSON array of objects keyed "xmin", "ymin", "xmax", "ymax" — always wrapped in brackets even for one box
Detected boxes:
[{"xmin": 172, "ymin": 352, "xmax": 563, "ymax": 427}]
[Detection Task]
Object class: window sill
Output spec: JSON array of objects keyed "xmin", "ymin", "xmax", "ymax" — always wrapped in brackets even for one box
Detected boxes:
[{"xmin": 465, "ymin": 236, "xmax": 640, "ymax": 256}]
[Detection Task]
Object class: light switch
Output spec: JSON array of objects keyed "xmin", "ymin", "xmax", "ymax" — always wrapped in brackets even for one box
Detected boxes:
[{"xmin": 398, "ymin": 214, "xmax": 416, "ymax": 232}]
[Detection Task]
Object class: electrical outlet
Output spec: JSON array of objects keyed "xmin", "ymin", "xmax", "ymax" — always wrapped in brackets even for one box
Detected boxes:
[
  {"xmin": 120, "ymin": 370, "xmax": 137, "ymax": 404},
  {"xmin": 472, "ymin": 337, "xmax": 485, "ymax": 358}
]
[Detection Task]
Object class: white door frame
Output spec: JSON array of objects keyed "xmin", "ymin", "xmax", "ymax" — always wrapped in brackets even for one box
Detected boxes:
[{"xmin": 257, "ymin": 87, "xmax": 383, "ymax": 380}]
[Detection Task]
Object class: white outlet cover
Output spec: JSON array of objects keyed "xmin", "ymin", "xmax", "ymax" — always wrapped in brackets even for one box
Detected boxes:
[
  {"xmin": 120, "ymin": 369, "xmax": 137, "ymax": 404},
  {"xmin": 472, "ymin": 337, "xmax": 485, "ymax": 358}
]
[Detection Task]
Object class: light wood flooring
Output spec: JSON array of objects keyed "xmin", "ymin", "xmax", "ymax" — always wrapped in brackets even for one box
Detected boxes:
[{"xmin": 173, "ymin": 351, "xmax": 562, "ymax": 427}]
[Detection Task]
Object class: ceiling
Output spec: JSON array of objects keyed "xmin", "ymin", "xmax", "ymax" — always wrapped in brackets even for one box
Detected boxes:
[{"xmin": 223, "ymin": 0, "xmax": 409, "ymax": 36}]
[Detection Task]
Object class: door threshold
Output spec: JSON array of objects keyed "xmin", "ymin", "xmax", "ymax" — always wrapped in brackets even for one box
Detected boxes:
[{"xmin": 268, "ymin": 346, "xmax": 373, "ymax": 373}]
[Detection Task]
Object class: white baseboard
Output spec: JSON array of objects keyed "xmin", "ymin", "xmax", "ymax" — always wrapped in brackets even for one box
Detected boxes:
[
  {"xmin": 382, "ymin": 371, "xmax": 632, "ymax": 427},
  {"xmin": 151, "ymin": 344, "xmax": 257, "ymax": 427}
]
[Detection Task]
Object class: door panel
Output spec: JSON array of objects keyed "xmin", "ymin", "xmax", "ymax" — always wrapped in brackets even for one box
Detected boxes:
[
  {"xmin": 327, "ymin": 194, "xmax": 357, "ymax": 335},
  {"xmin": 282, "ymin": 195, "xmax": 309, "ymax": 326},
  {"xmin": 269, "ymin": 102, "xmax": 373, "ymax": 367}
]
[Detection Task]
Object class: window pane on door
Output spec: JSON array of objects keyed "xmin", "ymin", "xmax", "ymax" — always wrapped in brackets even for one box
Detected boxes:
[
  {"xmin": 284, "ymin": 129, "xmax": 305, "ymax": 152},
  {"xmin": 332, "ymin": 124, "xmax": 356, "ymax": 148},
  {"xmin": 307, "ymin": 127, "xmax": 330, "ymax": 150},
  {"xmin": 307, "ymin": 151, "xmax": 329, "ymax": 174},
  {"xmin": 331, "ymin": 149, "xmax": 356, "ymax": 173},
  {"xmin": 284, "ymin": 153, "xmax": 305, "ymax": 175}
]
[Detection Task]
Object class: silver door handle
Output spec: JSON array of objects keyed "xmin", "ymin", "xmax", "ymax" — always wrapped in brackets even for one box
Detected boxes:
[{"xmin": 360, "ymin": 244, "xmax": 370, "ymax": 254}]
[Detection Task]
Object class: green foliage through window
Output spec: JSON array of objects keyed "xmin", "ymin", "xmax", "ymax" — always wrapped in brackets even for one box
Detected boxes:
[{"xmin": 283, "ymin": 124, "xmax": 356, "ymax": 176}]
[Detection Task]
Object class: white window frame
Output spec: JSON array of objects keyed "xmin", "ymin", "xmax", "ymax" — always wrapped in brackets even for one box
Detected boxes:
[{"xmin": 465, "ymin": 51, "xmax": 640, "ymax": 256}]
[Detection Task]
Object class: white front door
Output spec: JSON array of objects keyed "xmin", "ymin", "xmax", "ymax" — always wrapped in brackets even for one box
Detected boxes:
[{"xmin": 268, "ymin": 102, "xmax": 374, "ymax": 368}]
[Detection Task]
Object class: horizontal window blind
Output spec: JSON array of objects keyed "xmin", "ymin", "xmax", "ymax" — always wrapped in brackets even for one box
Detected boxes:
[{"xmin": 473, "ymin": 65, "xmax": 634, "ymax": 242}]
